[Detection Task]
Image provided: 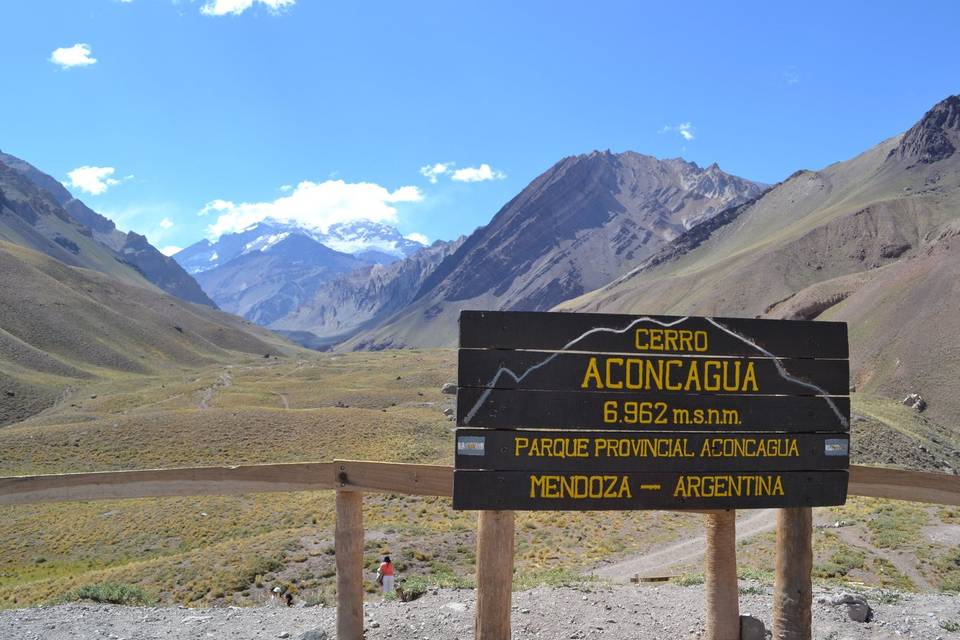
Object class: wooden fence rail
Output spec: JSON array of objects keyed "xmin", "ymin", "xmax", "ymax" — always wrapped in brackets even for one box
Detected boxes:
[
  {"xmin": 2, "ymin": 461, "xmax": 959, "ymax": 640},
  {"xmin": 2, "ymin": 462, "xmax": 958, "ymax": 506}
]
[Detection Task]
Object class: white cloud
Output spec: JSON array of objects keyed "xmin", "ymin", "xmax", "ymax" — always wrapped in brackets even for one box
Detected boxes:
[
  {"xmin": 451, "ymin": 164, "xmax": 506, "ymax": 183},
  {"xmin": 159, "ymin": 217, "xmax": 175, "ymax": 229},
  {"xmin": 404, "ymin": 232, "xmax": 429, "ymax": 245},
  {"xmin": 279, "ymin": 184, "xmax": 293, "ymax": 192},
  {"xmin": 202, "ymin": 179, "xmax": 423, "ymax": 239},
  {"xmin": 784, "ymin": 69, "xmax": 800, "ymax": 85},
  {"xmin": 419, "ymin": 162, "xmax": 453, "ymax": 184},
  {"xmin": 200, "ymin": 0, "xmax": 295, "ymax": 16},
  {"xmin": 661, "ymin": 122, "xmax": 695, "ymax": 141},
  {"xmin": 50, "ymin": 43, "xmax": 97, "ymax": 69},
  {"xmin": 160, "ymin": 245, "xmax": 182, "ymax": 256},
  {"xmin": 66, "ymin": 166, "xmax": 132, "ymax": 195}
]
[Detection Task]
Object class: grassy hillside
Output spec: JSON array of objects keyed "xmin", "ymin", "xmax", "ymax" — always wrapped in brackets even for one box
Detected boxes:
[
  {"xmin": 0, "ymin": 240, "xmax": 299, "ymax": 426},
  {"xmin": 1, "ymin": 351, "xmax": 958, "ymax": 609}
]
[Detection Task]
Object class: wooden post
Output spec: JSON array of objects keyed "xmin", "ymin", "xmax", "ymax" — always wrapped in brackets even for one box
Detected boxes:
[
  {"xmin": 475, "ymin": 510, "xmax": 515, "ymax": 640},
  {"xmin": 336, "ymin": 490, "xmax": 364, "ymax": 640},
  {"xmin": 773, "ymin": 507, "xmax": 813, "ymax": 640},
  {"xmin": 705, "ymin": 510, "xmax": 740, "ymax": 640}
]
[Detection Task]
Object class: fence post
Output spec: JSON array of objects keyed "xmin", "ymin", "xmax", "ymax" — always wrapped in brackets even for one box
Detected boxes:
[
  {"xmin": 475, "ymin": 510, "xmax": 515, "ymax": 640},
  {"xmin": 773, "ymin": 507, "xmax": 813, "ymax": 640},
  {"xmin": 336, "ymin": 490, "xmax": 365, "ymax": 640},
  {"xmin": 705, "ymin": 510, "xmax": 740, "ymax": 640}
]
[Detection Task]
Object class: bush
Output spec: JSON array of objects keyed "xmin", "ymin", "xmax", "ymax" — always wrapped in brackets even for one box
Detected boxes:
[
  {"xmin": 398, "ymin": 575, "xmax": 429, "ymax": 601},
  {"xmin": 68, "ymin": 583, "xmax": 154, "ymax": 606}
]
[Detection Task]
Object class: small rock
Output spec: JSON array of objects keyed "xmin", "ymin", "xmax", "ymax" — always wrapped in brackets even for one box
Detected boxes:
[
  {"xmin": 901, "ymin": 392, "xmax": 927, "ymax": 412},
  {"xmin": 370, "ymin": 621, "xmax": 380, "ymax": 628},
  {"xmin": 297, "ymin": 631, "xmax": 328, "ymax": 640},
  {"xmin": 847, "ymin": 602, "xmax": 873, "ymax": 623},
  {"xmin": 739, "ymin": 615, "xmax": 766, "ymax": 640},
  {"xmin": 442, "ymin": 408, "xmax": 454, "ymax": 416},
  {"xmin": 520, "ymin": 608, "xmax": 530, "ymax": 614},
  {"xmin": 441, "ymin": 383, "xmax": 457, "ymax": 395},
  {"xmin": 278, "ymin": 633, "xmax": 290, "ymax": 639}
]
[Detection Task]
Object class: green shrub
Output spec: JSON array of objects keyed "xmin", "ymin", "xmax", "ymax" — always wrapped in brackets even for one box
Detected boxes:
[
  {"xmin": 398, "ymin": 575, "xmax": 429, "ymax": 601},
  {"xmin": 68, "ymin": 583, "xmax": 154, "ymax": 606},
  {"xmin": 671, "ymin": 573, "xmax": 705, "ymax": 587}
]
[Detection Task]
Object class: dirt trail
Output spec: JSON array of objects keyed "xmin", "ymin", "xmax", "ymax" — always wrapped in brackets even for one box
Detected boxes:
[
  {"xmin": 589, "ymin": 510, "xmax": 778, "ymax": 581},
  {"xmin": 197, "ymin": 370, "xmax": 233, "ymax": 409},
  {"xmin": 834, "ymin": 525, "xmax": 934, "ymax": 591}
]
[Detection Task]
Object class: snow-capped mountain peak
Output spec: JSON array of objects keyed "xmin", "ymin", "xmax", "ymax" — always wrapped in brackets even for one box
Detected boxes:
[{"xmin": 173, "ymin": 218, "xmax": 426, "ymax": 275}]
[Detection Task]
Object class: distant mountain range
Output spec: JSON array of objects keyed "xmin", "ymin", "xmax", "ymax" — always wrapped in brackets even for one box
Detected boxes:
[
  {"xmin": 0, "ymin": 151, "xmax": 214, "ymax": 308},
  {"xmin": 175, "ymin": 219, "xmax": 425, "ymax": 275},
  {"xmin": 173, "ymin": 219, "xmax": 428, "ymax": 327}
]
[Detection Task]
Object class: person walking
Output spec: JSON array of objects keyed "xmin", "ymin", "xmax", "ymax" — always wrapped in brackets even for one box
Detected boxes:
[{"xmin": 376, "ymin": 555, "xmax": 395, "ymax": 594}]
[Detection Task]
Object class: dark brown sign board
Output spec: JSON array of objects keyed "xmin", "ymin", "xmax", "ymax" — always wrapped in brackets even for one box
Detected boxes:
[
  {"xmin": 458, "ymin": 350, "xmax": 849, "ymax": 396},
  {"xmin": 455, "ymin": 429, "xmax": 850, "ymax": 472},
  {"xmin": 457, "ymin": 388, "xmax": 850, "ymax": 432},
  {"xmin": 459, "ymin": 310, "xmax": 848, "ymax": 359},
  {"xmin": 453, "ymin": 310, "xmax": 850, "ymax": 511},
  {"xmin": 453, "ymin": 470, "xmax": 849, "ymax": 510}
]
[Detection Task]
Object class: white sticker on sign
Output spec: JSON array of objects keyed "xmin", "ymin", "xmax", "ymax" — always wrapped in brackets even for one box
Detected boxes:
[{"xmin": 457, "ymin": 436, "xmax": 486, "ymax": 456}]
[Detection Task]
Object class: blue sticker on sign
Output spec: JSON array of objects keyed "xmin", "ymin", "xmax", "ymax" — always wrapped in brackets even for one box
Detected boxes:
[
  {"xmin": 457, "ymin": 436, "xmax": 486, "ymax": 456},
  {"xmin": 824, "ymin": 439, "xmax": 849, "ymax": 457}
]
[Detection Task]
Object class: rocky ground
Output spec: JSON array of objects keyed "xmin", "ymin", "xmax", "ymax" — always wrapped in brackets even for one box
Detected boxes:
[{"xmin": 3, "ymin": 583, "xmax": 959, "ymax": 640}]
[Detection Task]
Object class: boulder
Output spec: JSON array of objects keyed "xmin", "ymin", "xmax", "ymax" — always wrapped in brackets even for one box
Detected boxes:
[
  {"xmin": 827, "ymin": 592, "xmax": 873, "ymax": 623},
  {"xmin": 901, "ymin": 393, "xmax": 927, "ymax": 411},
  {"xmin": 739, "ymin": 614, "xmax": 767, "ymax": 640},
  {"xmin": 846, "ymin": 602, "xmax": 873, "ymax": 623}
]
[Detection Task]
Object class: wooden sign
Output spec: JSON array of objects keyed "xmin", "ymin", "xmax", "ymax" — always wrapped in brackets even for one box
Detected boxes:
[
  {"xmin": 453, "ymin": 470, "xmax": 849, "ymax": 510},
  {"xmin": 459, "ymin": 311, "xmax": 848, "ymax": 358},
  {"xmin": 457, "ymin": 388, "xmax": 850, "ymax": 432},
  {"xmin": 455, "ymin": 429, "xmax": 850, "ymax": 472},
  {"xmin": 453, "ymin": 310, "xmax": 850, "ymax": 511}
]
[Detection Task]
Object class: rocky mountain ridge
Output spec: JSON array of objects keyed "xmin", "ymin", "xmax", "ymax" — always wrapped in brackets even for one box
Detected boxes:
[
  {"xmin": 0, "ymin": 150, "xmax": 215, "ymax": 307},
  {"xmin": 342, "ymin": 150, "xmax": 764, "ymax": 349}
]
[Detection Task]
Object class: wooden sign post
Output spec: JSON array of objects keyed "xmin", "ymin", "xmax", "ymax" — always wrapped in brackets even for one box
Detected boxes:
[{"xmin": 454, "ymin": 310, "xmax": 850, "ymax": 639}]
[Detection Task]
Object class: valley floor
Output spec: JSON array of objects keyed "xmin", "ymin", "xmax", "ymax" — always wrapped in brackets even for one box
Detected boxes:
[{"xmin": 2, "ymin": 583, "xmax": 959, "ymax": 640}]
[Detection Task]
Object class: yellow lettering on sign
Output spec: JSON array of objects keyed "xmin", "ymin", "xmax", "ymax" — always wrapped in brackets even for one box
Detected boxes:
[
  {"xmin": 635, "ymin": 328, "xmax": 710, "ymax": 352},
  {"xmin": 580, "ymin": 357, "xmax": 761, "ymax": 392},
  {"xmin": 529, "ymin": 475, "xmax": 633, "ymax": 499},
  {"xmin": 672, "ymin": 474, "xmax": 786, "ymax": 498},
  {"xmin": 581, "ymin": 357, "xmax": 603, "ymax": 389}
]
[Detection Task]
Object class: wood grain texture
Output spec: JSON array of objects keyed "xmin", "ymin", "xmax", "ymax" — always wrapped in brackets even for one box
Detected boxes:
[
  {"xmin": 475, "ymin": 510, "xmax": 514, "ymax": 640},
  {"xmin": 849, "ymin": 465, "xmax": 960, "ymax": 505},
  {"xmin": 0, "ymin": 462, "xmax": 336, "ymax": 505},
  {"xmin": 336, "ymin": 491, "xmax": 365, "ymax": 640},
  {"xmin": 773, "ymin": 507, "xmax": 813, "ymax": 640},
  {"xmin": 705, "ymin": 510, "xmax": 740, "ymax": 640},
  {"xmin": 334, "ymin": 459, "xmax": 453, "ymax": 497}
]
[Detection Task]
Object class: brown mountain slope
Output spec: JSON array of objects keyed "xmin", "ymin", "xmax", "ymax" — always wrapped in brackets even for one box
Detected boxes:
[
  {"xmin": 343, "ymin": 151, "xmax": 764, "ymax": 349},
  {"xmin": 0, "ymin": 151, "xmax": 215, "ymax": 307},
  {"xmin": 0, "ymin": 240, "xmax": 299, "ymax": 426},
  {"xmin": 562, "ymin": 94, "xmax": 960, "ymax": 423}
]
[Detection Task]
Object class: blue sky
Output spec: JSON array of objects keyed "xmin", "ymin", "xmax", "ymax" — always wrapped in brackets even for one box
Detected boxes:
[{"xmin": 2, "ymin": 0, "xmax": 958, "ymax": 254}]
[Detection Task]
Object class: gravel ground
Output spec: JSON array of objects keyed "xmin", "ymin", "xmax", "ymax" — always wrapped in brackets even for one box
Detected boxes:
[{"xmin": 2, "ymin": 583, "xmax": 959, "ymax": 640}]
